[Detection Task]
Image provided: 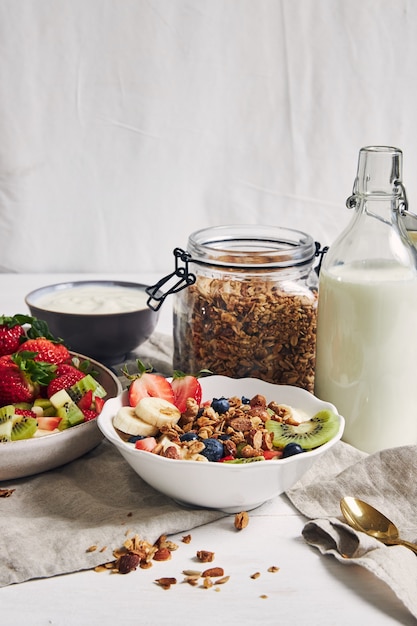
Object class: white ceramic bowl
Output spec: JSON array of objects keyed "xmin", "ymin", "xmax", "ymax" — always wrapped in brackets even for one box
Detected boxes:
[
  {"xmin": 0, "ymin": 353, "xmax": 123, "ymax": 481},
  {"xmin": 98, "ymin": 376, "xmax": 344, "ymax": 513}
]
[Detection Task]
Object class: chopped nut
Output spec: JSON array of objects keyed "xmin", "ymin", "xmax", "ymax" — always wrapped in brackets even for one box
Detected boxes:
[
  {"xmin": 196, "ymin": 550, "xmax": 215, "ymax": 562},
  {"xmin": 153, "ymin": 548, "xmax": 172, "ymax": 561},
  {"xmin": 155, "ymin": 577, "xmax": 177, "ymax": 589},
  {"xmin": 202, "ymin": 577, "xmax": 214, "ymax": 589},
  {"xmin": 234, "ymin": 511, "xmax": 249, "ymax": 530},
  {"xmin": 182, "ymin": 534, "xmax": 192, "ymax": 544},
  {"xmin": 117, "ymin": 552, "xmax": 140, "ymax": 574},
  {"xmin": 202, "ymin": 567, "xmax": 224, "ymax": 578}
]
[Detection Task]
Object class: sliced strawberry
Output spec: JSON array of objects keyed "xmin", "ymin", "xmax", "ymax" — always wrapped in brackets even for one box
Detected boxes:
[
  {"xmin": 171, "ymin": 372, "xmax": 202, "ymax": 413},
  {"xmin": 18, "ymin": 338, "xmax": 70, "ymax": 365},
  {"xmin": 135, "ymin": 436, "xmax": 157, "ymax": 452},
  {"xmin": 36, "ymin": 416, "xmax": 62, "ymax": 431},
  {"xmin": 262, "ymin": 449, "xmax": 283, "ymax": 460},
  {"xmin": 47, "ymin": 370, "xmax": 85, "ymax": 398},
  {"xmin": 94, "ymin": 396, "xmax": 105, "ymax": 413},
  {"xmin": 77, "ymin": 389, "xmax": 93, "ymax": 411},
  {"xmin": 123, "ymin": 360, "xmax": 174, "ymax": 408}
]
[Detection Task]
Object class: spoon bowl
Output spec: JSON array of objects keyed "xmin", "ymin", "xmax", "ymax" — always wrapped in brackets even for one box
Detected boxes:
[{"xmin": 340, "ymin": 496, "xmax": 417, "ymax": 554}]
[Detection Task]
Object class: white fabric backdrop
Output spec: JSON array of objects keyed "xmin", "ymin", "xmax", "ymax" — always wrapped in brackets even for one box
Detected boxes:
[{"xmin": 0, "ymin": 0, "xmax": 416, "ymax": 273}]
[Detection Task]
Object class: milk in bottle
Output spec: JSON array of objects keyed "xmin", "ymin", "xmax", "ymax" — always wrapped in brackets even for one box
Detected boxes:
[{"xmin": 314, "ymin": 146, "xmax": 417, "ymax": 454}]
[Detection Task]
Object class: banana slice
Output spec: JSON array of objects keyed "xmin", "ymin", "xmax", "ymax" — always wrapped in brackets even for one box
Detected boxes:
[
  {"xmin": 113, "ymin": 406, "xmax": 159, "ymax": 437},
  {"xmin": 135, "ymin": 397, "xmax": 181, "ymax": 428}
]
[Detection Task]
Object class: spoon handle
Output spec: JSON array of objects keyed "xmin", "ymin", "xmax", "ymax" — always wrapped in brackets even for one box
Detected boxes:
[{"xmin": 386, "ymin": 538, "xmax": 417, "ymax": 554}]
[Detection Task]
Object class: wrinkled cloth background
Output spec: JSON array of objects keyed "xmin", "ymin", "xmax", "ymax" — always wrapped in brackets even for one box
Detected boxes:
[{"xmin": 1, "ymin": 0, "xmax": 417, "ymax": 275}]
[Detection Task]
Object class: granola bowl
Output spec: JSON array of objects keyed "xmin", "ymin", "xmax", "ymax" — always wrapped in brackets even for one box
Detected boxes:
[
  {"xmin": 0, "ymin": 353, "xmax": 123, "ymax": 482},
  {"xmin": 97, "ymin": 376, "xmax": 344, "ymax": 513}
]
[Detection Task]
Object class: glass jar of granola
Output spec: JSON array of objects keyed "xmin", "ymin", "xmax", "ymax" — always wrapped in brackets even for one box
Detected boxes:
[{"xmin": 155, "ymin": 225, "xmax": 321, "ymax": 393}]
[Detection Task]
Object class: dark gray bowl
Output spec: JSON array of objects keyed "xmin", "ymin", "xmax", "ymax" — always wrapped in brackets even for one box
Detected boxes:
[{"xmin": 25, "ymin": 280, "xmax": 159, "ymax": 365}]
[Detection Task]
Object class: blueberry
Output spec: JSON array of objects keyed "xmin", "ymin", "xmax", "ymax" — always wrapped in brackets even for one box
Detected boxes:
[
  {"xmin": 241, "ymin": 396, "xmax": 251, "ymax": 405},
  {"xmin": 128, "ymin": 435, "xmax": 146, "ymax": 443},
  {"xmin": 180, "ymin": 431, "xmax": 198, "ymax": 442},
  {"xmin": 211, "ymin": 397, "xmax": 230, "ymax": 414},
  {"xmin": 282, "ymin": 442, "xmax": 305, "ymax": 458},
  {"xmin": 200, "ymin": 438, "xmax": 225, "ymax": 462}
]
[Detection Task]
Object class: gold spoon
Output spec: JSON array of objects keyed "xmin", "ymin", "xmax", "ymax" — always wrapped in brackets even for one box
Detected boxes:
[{"xmin": 340, "ymin": 496, "xmax": 417, "ymax": 554}]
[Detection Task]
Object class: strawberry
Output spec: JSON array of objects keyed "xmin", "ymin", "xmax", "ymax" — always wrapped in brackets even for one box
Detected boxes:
[
  {"xmin": 0, "ymin": 315, "xmax": 26, "ymax": 356},
  {"xmin": 135, "ymin": 436, "xmax": 157, "ymax": 452},
  {"xmin": 55, "ymin": 363, "xmax": 81, "ymax": 377},
  {"xmin": 15, "ymin": 408, "xmax": 38, "ymax": 419},
  {"xmin": 81, "ymin": 408, "xmax": 98, "ymax": 422},
  {"xmin": 171, "ymin": 371, "xmax": 202, "ymax": 413},
  {"xmin": 122, "ymin": 360, "xmax": 175, "ymax": 408},
  {"xmin": 18, "ymin": 338, "xmax": 70, "ymax": 365},
  {"xmin": 47, "ymin": 370, "xmax": 86, "ymax": 398},
  {"xmin": 36, "ymin": 416, "xmax": 62, "ymax": 431},
  {"xmin": 0, "ymin": 351, "xmax": 56, "ymax": 405}
]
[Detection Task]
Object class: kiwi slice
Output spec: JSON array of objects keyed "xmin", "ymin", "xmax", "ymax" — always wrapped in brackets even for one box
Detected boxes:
[
  {"xmin": 57, "ymin": 401, "xmax": 85, "ymax": 430},
  {"xmin": 11, "ymin": 415, "xmax": 38, "ymax": 441},
  {"xmin": 266, "ymin": 408, "xmax": 339, "ymax": 450},
  {"xmin": 67, "ymin": 374, "xmax": 107, "ymax": 403},
  {"xmin": 0, "ymin": 406, "xmax": 15, "ymax": 442},
  {"xmin": 33, "ymin": 397, "xmax": 56, "ymax": 416}
]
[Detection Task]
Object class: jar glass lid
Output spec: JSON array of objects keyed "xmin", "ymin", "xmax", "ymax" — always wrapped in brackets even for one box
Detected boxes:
[{"xmin": 187, "ymin": 224, "xmax": 316, "ymax": 269}]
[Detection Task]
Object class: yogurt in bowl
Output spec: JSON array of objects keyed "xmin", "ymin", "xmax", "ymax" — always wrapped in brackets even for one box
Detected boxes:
[
  {"xmin": 36, "ymin": 284, "xmax": 150, "ymax": 315},
  {"xmin": 25, "ymin": 280, "xmax": 160, "ymax": 365}
]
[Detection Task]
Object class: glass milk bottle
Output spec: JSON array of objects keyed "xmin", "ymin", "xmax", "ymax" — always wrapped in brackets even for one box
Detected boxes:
[{"xmin": 314, "ymin": 146, "xmax": 417, "ymax": 454}]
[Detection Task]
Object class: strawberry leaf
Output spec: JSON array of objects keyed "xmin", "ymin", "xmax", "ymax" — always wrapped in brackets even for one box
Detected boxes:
[{"xmin": 12, "ymin": 351, "xmax": 57, "ymax": 385}]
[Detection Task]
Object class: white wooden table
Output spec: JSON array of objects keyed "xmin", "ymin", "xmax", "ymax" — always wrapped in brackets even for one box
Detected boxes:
[{"xmin": 0, "ymin": 273, "xmax": 413, "ymax": 626}]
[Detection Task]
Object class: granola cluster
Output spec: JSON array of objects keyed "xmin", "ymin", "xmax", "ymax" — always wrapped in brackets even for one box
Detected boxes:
[
  {"xmin": 150, "ymin": 393, "xmax": 298, "ymax": 462},
  {"xmin": 173, "ymin": 275, "xmax": 317, "ymax": 392}
]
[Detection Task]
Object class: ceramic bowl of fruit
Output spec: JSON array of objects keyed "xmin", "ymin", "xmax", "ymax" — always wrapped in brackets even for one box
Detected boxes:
[
  {"xmin": 97, "ymin": 370, "xmax": 345, "ymax": 513},
  {"xmin": 25, "ymin": 280, "xmax": 160, "ymax": 365},
  {"xmin": 0, "ymin": 315, "xmax": 123, "ymax": 481}
]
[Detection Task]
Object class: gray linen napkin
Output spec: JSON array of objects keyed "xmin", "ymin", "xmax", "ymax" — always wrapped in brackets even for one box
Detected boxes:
[
  {"xmin": 0, "ymin": 332, "xmax": 226, "ymax": 587},
  {"xmin": 286, "ymin": 441, "xmax": 417, "ymax": 620}
]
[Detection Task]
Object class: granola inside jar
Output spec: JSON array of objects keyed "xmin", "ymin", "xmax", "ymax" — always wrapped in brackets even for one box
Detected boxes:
[{"xmin": 172, "ymin": 225, "xmax": 319, "ymax": 392}]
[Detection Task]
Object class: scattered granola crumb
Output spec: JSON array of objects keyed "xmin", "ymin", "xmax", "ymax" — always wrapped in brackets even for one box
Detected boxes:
[
  {"xmin": 234, "ymin": 511, "xmax": 249, "ymax": 530},
  {"xmin": 268, "ymin": 566, "xmax": 280, "ymax": 573},
  {"xmin": 251, "ymin": 572, "xmax": 261, "ymax": 579},
  {"xmin": 202, "ymin": 567, "xmax": 224, "ymax": 578},
  {"xmin": 260, "ymin": 594, "xmax": 268, "ymax": 599},
  {"xmin": 118, "ymin": 552, "xmax": 141, "ymax": 574},
  {"xmin": 202, "ymin": 577, "xmax": 213, "ymax": 589},
  {"xmin": 196, "ymin": 550, "xmax": 215, "ymax": 562},
  {"xmin": 182, "ymin": 534, "xmax": 192, "ymax": 543},
  {"xmin": 155, "ymin": 577, "xmax": 177, "ymax": 589},
  {"xmin": 0, "ymin": 488, "xmax": 15, "ymax": 498},
  {"xmin": 86, "ymin": 545, "xmax": 98, "ymax": 553},
  {"xmin": 215, "ymin": 576, "xmax": 230, "ymax": 585},
  {"xmin": 127, "ymin": 512, "xmax": 133, "ymax": 517},
  {"xmin": 100, "ymin": 546, "xmax": 107, "ymax": 553}
]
